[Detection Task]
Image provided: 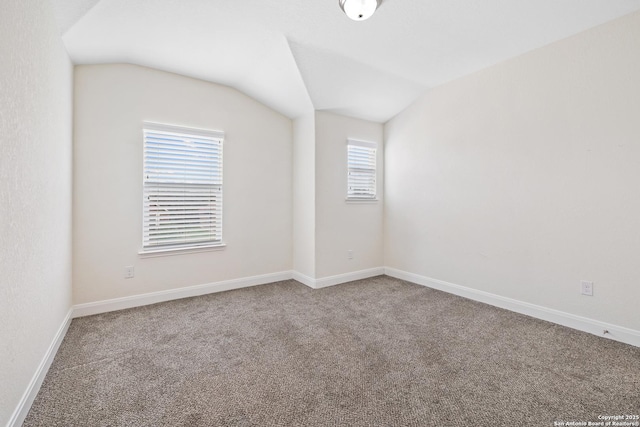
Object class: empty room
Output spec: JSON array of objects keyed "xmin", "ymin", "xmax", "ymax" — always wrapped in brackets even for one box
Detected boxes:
[{"xmin": 2, "ymin": 0, "xmax": 640, "ymax": 425}]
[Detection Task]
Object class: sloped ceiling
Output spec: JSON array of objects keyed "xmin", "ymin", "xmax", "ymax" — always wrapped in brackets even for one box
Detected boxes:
[{"xmin": 51, "ymin": 0, "xmax": 640, "ymax": 122}]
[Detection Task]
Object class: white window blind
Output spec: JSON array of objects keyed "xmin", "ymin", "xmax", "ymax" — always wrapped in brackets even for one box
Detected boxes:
[
  {"xmin": 347, "ymin": 139, "xmax": 377, "ymax": 200},
  {"xmin": 142, "ymin": 122, "xmax": 224, "ymax": 252}
]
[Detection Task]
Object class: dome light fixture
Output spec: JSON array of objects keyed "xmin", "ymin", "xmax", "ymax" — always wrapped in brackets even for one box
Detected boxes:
[{"xmin": 339, "ymin": 0, "xmax": 381, "ymax": 21}]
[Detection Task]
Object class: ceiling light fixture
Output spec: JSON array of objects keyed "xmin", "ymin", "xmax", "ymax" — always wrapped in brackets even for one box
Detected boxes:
[{"xmin": 339, "ymin": 0, "xmax": 381, "ymax": 21}]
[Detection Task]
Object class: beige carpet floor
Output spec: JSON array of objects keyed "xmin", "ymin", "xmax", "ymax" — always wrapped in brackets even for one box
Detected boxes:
[{"xmin": 24, "ymin": 276, "xmax": 640, "ymax": 426}]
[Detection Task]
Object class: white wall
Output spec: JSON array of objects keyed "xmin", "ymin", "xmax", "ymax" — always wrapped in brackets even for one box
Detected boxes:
[
  {"xmin": 315, "ymin": 112, "xmax": 384, "ymax": 278},
  {"xmin": 385, "ymin": 11, "xmax": 640, "ymax": 331},
  {"xmin": 0, "ymin": 0, "xmax": 73, "ymax": 425},
  {"xmin": 73, "ymin": 64, "xmax": 292, "ymax": 304},
  {"xmin": 292, "ymin": 113, "xmax": 316, "ymax": 278}
]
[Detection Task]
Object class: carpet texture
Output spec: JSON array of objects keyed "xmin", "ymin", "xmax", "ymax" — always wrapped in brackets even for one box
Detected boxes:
[{"xmin": 24, "ymin": 276, "xmax": 640, "ymax": 426}]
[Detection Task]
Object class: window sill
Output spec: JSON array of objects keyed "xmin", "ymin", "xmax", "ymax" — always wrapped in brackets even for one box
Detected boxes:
[
  {"xmin": 138, "ymin": 243, "xmax": 226, "ymax": 258},
  {"xmin": 345, "ymin": 198, "xmax": 379, "ymax": 204}
]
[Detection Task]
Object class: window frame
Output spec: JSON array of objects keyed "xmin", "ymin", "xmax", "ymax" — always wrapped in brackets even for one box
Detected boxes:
[
  {"xmin": 346, "ymin": 138, "xmax": 378, "ymax": 202},
  {"xmin": 140, "ymin": 122, "xmax": 225, "ymax": 256}
]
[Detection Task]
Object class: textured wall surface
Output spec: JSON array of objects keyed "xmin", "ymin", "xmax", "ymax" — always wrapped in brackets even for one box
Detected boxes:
[
  {"xmin": 73, "ymin": 64, "xmax": 293, "ymax": 304},
  {"xmin": 292, "ymin": 113, "xmax": 317, "ymax": 278},
  {"xmin": 0, "ymin": 0, "xmax": 73, "ymax": 425},
  {"xmin": 314, "ymin": 112, "xmax": 384, "ymax": 278},
  {"xmin": 385, "ymin": 11, "xmax": 640, "ymax": 331}
]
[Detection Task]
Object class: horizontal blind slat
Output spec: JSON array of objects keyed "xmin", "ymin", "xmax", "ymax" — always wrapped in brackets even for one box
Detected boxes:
[
  {"xmin": 143, "ymin": 124, "xmax": 224, "ymax": 250},
  {"xmin": 347, "ymin": 143, "xmax": 376, "ymax": 199}
]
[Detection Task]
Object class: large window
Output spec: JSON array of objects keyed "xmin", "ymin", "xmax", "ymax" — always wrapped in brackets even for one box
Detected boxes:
[
  {"xmin": 142, "ymin": 122, "xmax": 224, "ymax": 253},
  {"xmin": 347, "ymin": 139, "xmax": 377, "ymax": 200}
]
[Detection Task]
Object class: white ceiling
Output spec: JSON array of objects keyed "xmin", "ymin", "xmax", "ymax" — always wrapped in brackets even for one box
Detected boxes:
[{"xmin": 51, "ymin": 0, "xmax": 640, "ymax": 122}]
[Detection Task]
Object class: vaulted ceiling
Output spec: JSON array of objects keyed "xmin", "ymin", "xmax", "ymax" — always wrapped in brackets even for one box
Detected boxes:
[{"xmin": 51, "ymin": 0, "xmax": 640, "ymax": 122}]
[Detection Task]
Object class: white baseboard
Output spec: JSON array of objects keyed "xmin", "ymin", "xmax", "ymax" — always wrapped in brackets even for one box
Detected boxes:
[
  {"xmin": 385, "ymin": 267, "xmax": 640, "ymax": 348},
  {"xmin": 72, "ymin": 271, "xmax": 293, "ymax": 318},
  {"xmin": 291, "ymin": 271, "xmax": 316, "ymax": 288},
  {"xmin": 7, "ymin": 308, "xmax": 73, "ymax": 427},
  {"xmin": 315, "ymin": 267, "xmax": 385, "ymax": 289},
  {"xmin": 293, "ymin": 267, "xmax": 385, "ymax": 289},
  {"xmin": 73, "ymin": 268, "xmax": 388, "ymax": 317}
]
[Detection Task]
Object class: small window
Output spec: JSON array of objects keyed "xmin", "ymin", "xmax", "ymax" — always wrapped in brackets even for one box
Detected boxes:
[
  {"xmin": 142, "ymin": 122, "xmax": 224, "ymax": 253},
  {"xmin": 347, "ymin": 139, "xmax": 377, "ymax": 200}
]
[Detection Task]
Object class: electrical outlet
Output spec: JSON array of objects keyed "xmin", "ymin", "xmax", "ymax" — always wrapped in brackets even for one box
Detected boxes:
[
  {"xmin": 581, "ymin": 280, "xmax": 593, "ymax": 296},
  {"xmin": 124, "ymin": 266, "xmax": 135, "ymax": 279},
  {"xmin": 347, "ymin": 250, "xmax": 354, "ymax": 260}
]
